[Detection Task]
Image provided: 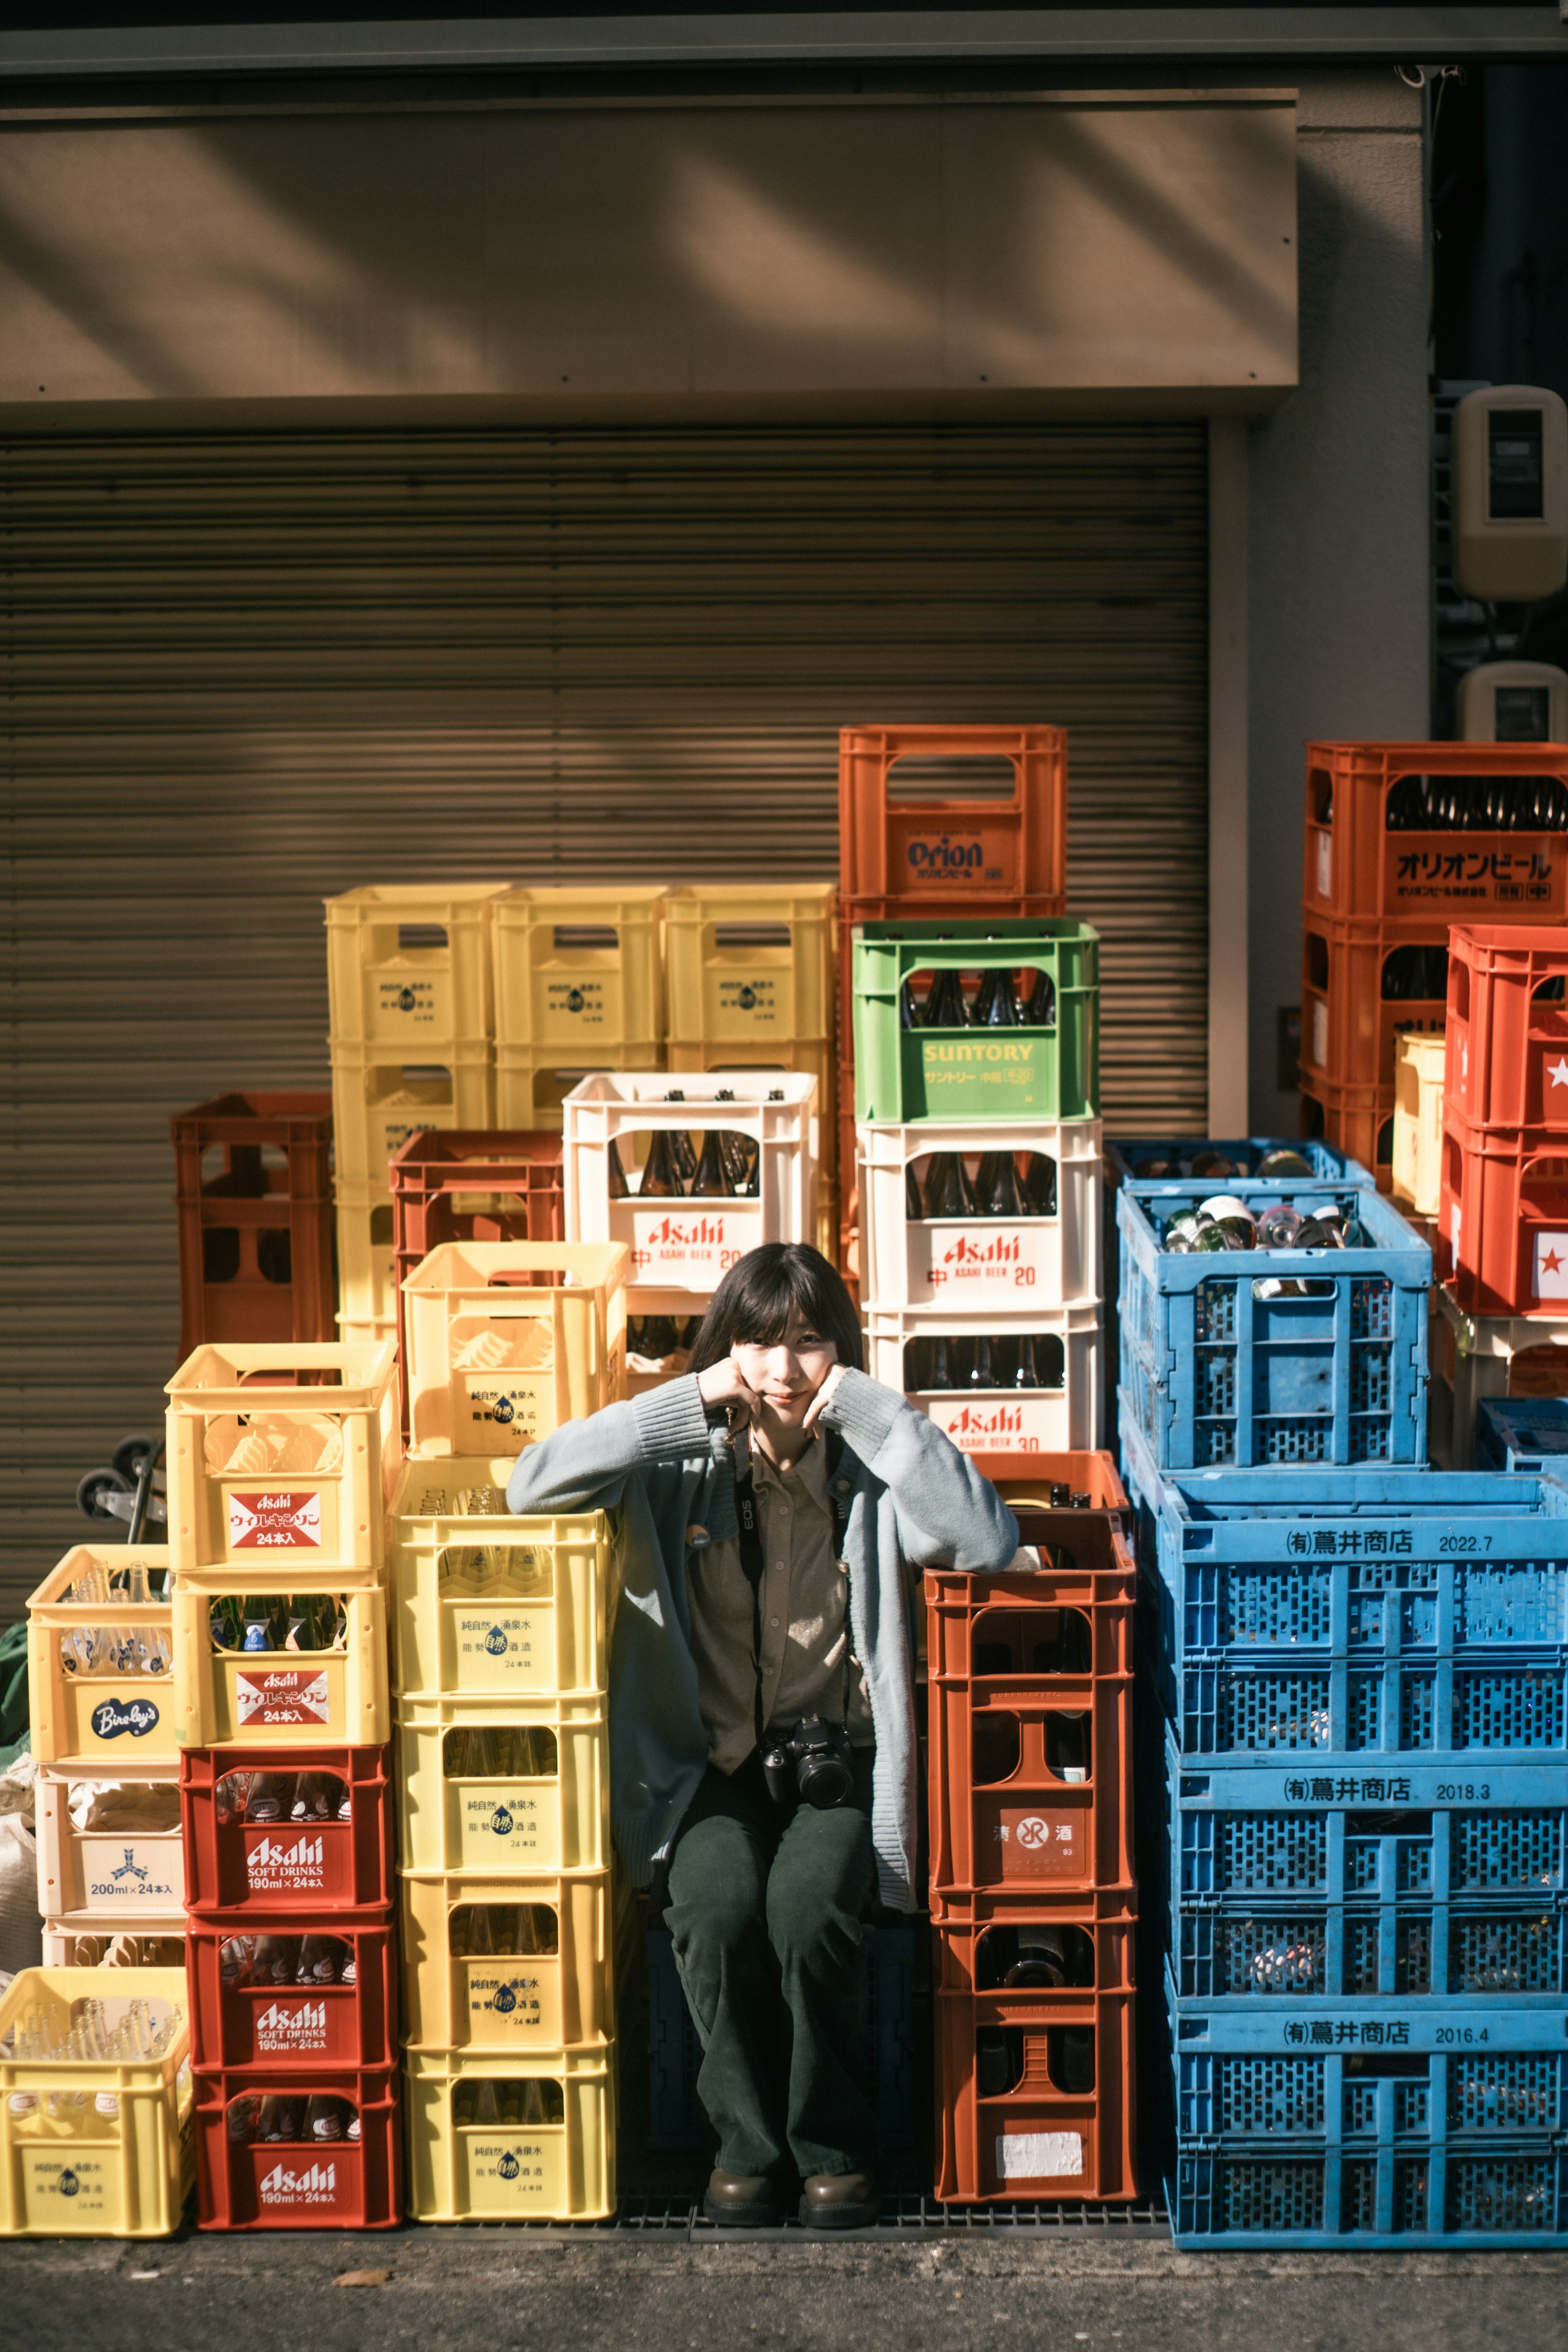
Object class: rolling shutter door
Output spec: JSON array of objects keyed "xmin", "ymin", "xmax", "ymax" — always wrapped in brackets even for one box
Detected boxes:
[{"xmin": 0, "ymin": 419, "xmax": 1207, "ymax": 1613}]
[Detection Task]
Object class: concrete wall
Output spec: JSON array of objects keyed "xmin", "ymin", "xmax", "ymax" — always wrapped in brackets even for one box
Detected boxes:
[{"xmin": 1246, "ymin": 68, "xmax": 1431, "ymax": 1132}]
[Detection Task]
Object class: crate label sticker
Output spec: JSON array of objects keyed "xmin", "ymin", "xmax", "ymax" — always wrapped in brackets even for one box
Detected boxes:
[
  {"xmin": 88, "ymin": 1694, "xmax": 161, "ymax": 1741},
  {"xmin": 913, "ymin": 1223, "xmax": 1051, "ymax": 1301},
  {"xmin": 468, "ymin": 1970, "xmax": 546, "ymax": 2027},
  {"xmin": 243, "ymin": 1829, "xmax": 329, "ymax": 1894},
  {"xmin": 715, "ymin": 978, "xmax": 780, "ymax": 1021},
  {"xmin": 463, "ymin": 1382, "xmax": 546, "ymax": 1439},
  {"xmin": 926, "ymin": 1398, "xmax": 1058, "ymax": 1451},
  {"xmin": 1533, "ymin": 1233, "xmax": 1568, "ymax": 1301},
  {"xmin": 905, "ymin": 831, "xmax": 999, "ymax": 886},
  {"xmin": 253, "ymin": 1997, "xmax": 331, "ymax": 2053},
  {"xmin": 630, "ymin": 1208, "xmax": 747, "ymax": 1281},
  {"xmin": 1310, "ymin": 998, "xmax": 1328, "ymax": 1071},
  {"xmin": 467, "ymin": 2135, "xmax": 559, "ymax": 2200},
  {"xmin": 227, "ymin": 1490, "xmax": 323, "ymax": 1549},
  {"xmin": 376, "ymin": 977, "xmax": 439, "ymax": 1026},
  {"xmin": 457, "ymin": 1615, "xmax": 538, "ymax": 1675},
  {"xmin": 993, "ymin": 1805, "xmax": 1085, "ymax": 1877},
  {"xmin": 546, "ymin": 979, "xmax": 606, "ymax": 1024},
  {"xmin": 920, "ymin": 1038, "xmax": 1045, "ymax": 1100},
  {"xmin": 1539, "ymin": 1050, "xmax": 1568, "ymax": 1115},
  {"xmin": 257, "ymin": 2156, "xmax": 345, "ymax": 2209},
  {"xmin": 997, "ymin": 2131, "xmax": 1083, "ymax": 2180},
  {"xmin": 1393, "ymin": 844, "xmax": 1556, "ymax": 907},
  {"xmin": 27, "ymin": 2158, "xmax": 107, "ymax": 2214},
  {"xmin": 1283, "ymin": 2018, "xmax": 1411, "ymax": 2049},
  {"xmin": 1315, "ymin": 831, "xmax": 1332, "ymax": 901},
  {"xmin": 1283, "ymin": 1527, "xmax": 1414, "ymax": 1558},
  {"xmin": 235, "ymin": 1668, "xmax": 331, "ymax": 1728},
  {"xmin": 85, "ymin": 1840, "xmax": 180, "ymax": 1902}
]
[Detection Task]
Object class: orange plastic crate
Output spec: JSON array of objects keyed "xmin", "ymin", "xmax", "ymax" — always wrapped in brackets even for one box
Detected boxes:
[
  {"xmin": 1300, "ymin": 915, "xmax": 1448, "ymax": 1093},
  {"xmin": 934, "ymin": 1979, "xmax": 1136, "ymax": 2202},
  {"xmin": 1441, "ymin": 1111, "xmax": 1568, "ymax": 1318},
  {"xmin": 192, "ymin": 2060, "xmax": 401, "ymax": 2228},
  {"xmin": 1445, "ymin": 923, "xmax": 1568, "ymax": 1132},
  {"xmin": 966, "ymin": 1452, "xmax": 1129, "ymax": 1514},
  {"xmin": 171, "ymin": 1093, "xmax": 335, "ymax": 1360},
  {"xmin": 1298, "ymin": 1074, "xmax": 1396, "ymax": 1189},
  {"xmin": 839, "ymin": 725, "xmax": 1068, "ymax": 917},
  {"xmin": 186, "ymin": 1918, "xmax": 396, "ymax": 2071},
  {"xmin": 1303, "ymin": 739, "xmax": 1568, "ymax": 929}
]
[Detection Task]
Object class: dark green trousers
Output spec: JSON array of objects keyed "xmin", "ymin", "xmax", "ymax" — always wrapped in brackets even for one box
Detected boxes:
[{"xmin": 665, "ymin": 1747, "xmax": 878, "ymax": 2180}]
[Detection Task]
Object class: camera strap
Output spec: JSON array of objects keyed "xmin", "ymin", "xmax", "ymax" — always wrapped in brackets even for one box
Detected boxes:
[{"xmin": 733, "ymin": 1429, "xmax": 852, "ymax": 1753}]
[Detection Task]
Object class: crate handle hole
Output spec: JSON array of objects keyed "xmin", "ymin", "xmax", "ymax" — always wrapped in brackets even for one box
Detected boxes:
[
  {"xmin": 972, "ymin": 1713, "xmax": 1020, "ymax": 1785},
  {"xmin": 399, "ymin": 924, "xmax": 449, "ymax": 951},
  {"xmin": 885, "ymin": 753, "xmax": 1017, "ymax": 803},
  {"xmin": 448, "ymin": 1902, "xmax": 560, "ymax": 1958}
]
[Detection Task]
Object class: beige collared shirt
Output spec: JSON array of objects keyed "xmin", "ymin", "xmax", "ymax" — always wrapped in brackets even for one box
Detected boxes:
[{"xmin": 685, "ymin": 1434, "xmax": 873, "ymax": 1772}]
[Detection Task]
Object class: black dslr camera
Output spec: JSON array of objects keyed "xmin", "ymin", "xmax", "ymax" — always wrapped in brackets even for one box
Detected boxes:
[{"xmin": 760, "ymin": 1715, "xmax": 855, "ymax": 1810}]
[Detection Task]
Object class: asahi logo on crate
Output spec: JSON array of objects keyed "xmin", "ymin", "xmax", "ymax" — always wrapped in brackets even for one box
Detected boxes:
[
  {"xmin": 259, "ymin": 2158, "xmax": 341, "ymax": 2207},
  {"xmin": 243, "ymin": 1830, "xmax": 327, "ymax": 1893},
  {"xmin": 235, "ymin": 1668, "xmax": 332, "ymax": 1728},
  {"xmin": 227, "ymin": 1490, "xmax": 323, "ymax": 1549},
  {"xmin": 918, "ymin": 1227, "xmax": 1045, "ymax": 1298},
  {"xmin": 631, "ymin": 1209, "xmax": 743, "ymax": 1280},
  {"xmin": 254, "ymin": 1998, "xmax": 330, "ymax": 2052}
]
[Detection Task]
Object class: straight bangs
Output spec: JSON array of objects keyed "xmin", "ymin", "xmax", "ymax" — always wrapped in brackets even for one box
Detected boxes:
[{"xmin": 686, "ymin": 1243, "xmax": 864, "ymax": 1375}]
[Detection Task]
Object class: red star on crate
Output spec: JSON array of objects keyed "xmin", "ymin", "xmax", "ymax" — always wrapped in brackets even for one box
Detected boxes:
[{"xmin": 1544, "ymin": 1250, "xmax": 1564, "ymax": 1277}]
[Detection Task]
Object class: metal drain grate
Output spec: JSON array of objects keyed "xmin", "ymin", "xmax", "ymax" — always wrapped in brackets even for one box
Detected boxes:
[{"xmin": 450, "ymin": 2194, "xmax": 1172, "ymax": 2238}]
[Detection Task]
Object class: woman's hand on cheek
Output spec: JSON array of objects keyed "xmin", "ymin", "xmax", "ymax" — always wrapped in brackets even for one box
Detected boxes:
[
  {"xmin": 801, "ymin": 1362, "xmax": 849, "ymax": 1436},
  {"xmin": 697, "ymin": 1356, "xmax": 764, "ymax": 1429}
]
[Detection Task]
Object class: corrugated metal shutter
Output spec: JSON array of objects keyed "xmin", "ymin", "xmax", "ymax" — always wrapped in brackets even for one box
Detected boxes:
[{"xmin": 1, "ymin": 420, "xmax": 1206, "ymax": 1615}]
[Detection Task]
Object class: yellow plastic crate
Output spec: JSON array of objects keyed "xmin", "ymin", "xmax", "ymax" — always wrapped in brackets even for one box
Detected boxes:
[
  {"xmin": 0, "ymin": 1967, "xmax": 194, "ymax": 2237},
  {"xmin": 401, "ymin": 1241, "xmax": 628, "ymax": 1457},
  {"xmin": 34, "ymin": 1762, "xmax": 185, "ymax": 1928},
  {"xmin": 494, "ymin": 1040, "xmax": 665, "ymax": 1132},
  {"xmin": 400, "ymin": 1867, "xmax": 613, "ymax": 2051},
  {"xmin": 324, "ymin": 882, "xmax": 510, "ymax": 1047},
  {"xmin": 164, "ymin": 1338, "xmax": 401, "ymax": 1576},
  {"xmin": 664, "ymin": 883, "xmax": 835, "ymax": 1045},
  {"xmin": 390, "ymin": 1459, "xmax": 615, "ymax": 1699},
  {"xmin": 403, "ymin": 2044, "xmax": 614, "ymax": 2221},
  {"xmin": 492, "ymin": 887, "xmax": 667, "ymax": 1053},
  {"xmin": 1392, "ymin": 1028, "xmax": 1446, "ymax": 1218},
  {"xmin": 336, "ymin": 1184, "xmax": 396, "ymax": 1323},
  {"xmin": 331, "ymin": 1040, "xmax": 495, "ymax": 1187},
  {"xmin": 396, "ymin": 1693, "xmax": 609, "ymax": 1875},
  {"xmin": 171, "ymin": 1567, "xmax": 390, "ymax": 1749},
  {"xmin": 26, "ymin": 1547, "xmax": 178, "ymax": 1768}
]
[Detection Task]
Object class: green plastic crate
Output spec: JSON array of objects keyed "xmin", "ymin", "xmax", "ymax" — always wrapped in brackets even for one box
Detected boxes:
[{"xmin": 850, "ymin": 919, "xmax": 1099, "ymax": 1124}]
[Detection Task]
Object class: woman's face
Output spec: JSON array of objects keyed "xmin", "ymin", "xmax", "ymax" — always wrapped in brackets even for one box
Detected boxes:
[{"xmin": 730, "ymin": 1306, "xmax": 839, "ymax": 1427}]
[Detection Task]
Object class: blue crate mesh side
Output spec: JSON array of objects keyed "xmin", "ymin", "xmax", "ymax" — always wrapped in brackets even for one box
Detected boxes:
[
  {"xmin": 1453, "ymin": 1810, "xmax": 1562, "ymax": 1893},
  {"xmin": 1449, "ymin": 2055, "xmax": 1561, "ymax": 2132},
  {"xmin": 1346, "ymin": 1836, "xmax": 1383, "ymax": 1893},
  {"xmin": 1349, "ymin": 1415, "xmax": 1394, "ymax": 1465},
  {"xmin": 1220, "ymin": 2159, "xmax": 1324, "ymax": 2233},
  {"xmin": 1399, "ymin": 1589, "xmax": 1439, "ymax": 1645},
  {"xmin": 1213, "ymin": 1811, "xmax": 1328, "ymax": 1894},
  {"xmin": 1216, "ymin": 2055, "xmax": 1325, "ymax": 2135},
  {"xmin": 1198, "ymin": 1417, "xmax": 1238, "ymax": 1466},
  {"xmin": 1456, "ymin": 1564, "xmax": 1568, "ymax": 1646},
  {"xmin": 1397, "ymin": 1834, "xmax": 1434, "ymax": 1894},
  {"xmin": 1342, "ymin": 2158, "xmax": 1378, "ymax": 2230},
  {"xmin": 1349, "ymin": 1673, "xmax": 1383, "ymax": 1749},
  {"xmin": 1198, "ymin": 1352, "xmax": 1237, "ymax": 1419},
  {"xmin": 1455, "ymin": 1669, "xmax": 1565, "ymax": 1750},
  {"xmin": 1398, "ymin": 1673, "xmax": 1436, "ymax": 1749},
  {"xmin": 1213, "ymin": 1565, "xmax": 1333, "ymax": 1648},
  {"xmin": 1395, "ymin": 2080, "xmax": 1430, "ymax": 2133},
  {"xmin": 1453, "ymin": 1912, "xmax": 1560, "ymax": 1995},
  {"xmin": 1345, "ymin": 2080, "xmax": 1379, "ymax": 2134},
  {"xmin": 1219, "ymin": 1670, "xmax": 1332, "ymax": 1752},
  {"xmin": 1195, "ymin": 1280, "xmax": 1238, "ymax": 1345},
  {"xmin": 1394, "ymin": 2158, "xmax": 1430, "ymax": 2232},
  {"xmin": 1351, "ymin": 1278, "xmax": 1395, "ymax": 1341},
  {"xmin": 1395, "ymin": 1916, "xmax": 1433, "ymax": 1994},
  {"xmin": 1216, "ymin": 1915, "xmax": 1327, "ymax": 1996},
  {"xmin": 1350, "ymin": 1348, "xmax": 1393, "ymax": 1415},
  {"xmin": 1346, "ymin": 1915, "xmax": 1380, "ymax": 1993},
  {"xmin": 1257, "ymin": 1417, "xmax": 1334, "ymax": 1466},
  {"xmin": 1448, "ymin": 2154, "xmax": 1557, "ymax": 2232}
]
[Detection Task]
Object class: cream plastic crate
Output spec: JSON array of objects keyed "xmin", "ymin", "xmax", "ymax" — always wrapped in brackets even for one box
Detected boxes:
[
  {"xmin": 858, "ymin": 1118, "xmax": 1102, "ymax": 1310},
  {"xmin": 35, "ymin": 1762, "xmax": 185, "ymax": 1927},
  {"xmin": 492, "ymin": 887, "xmax": 667, "ymax": 1052},
  {"xmin": 390, "ymin": 1459, "xmax": 614, "ymax": 1699},
  {"xmin": 400, "ymin": 1867, "xmax": 612, "ymax": 2051},
  {"xmin": 623, "ymin": 1291, "xmax": 707, "ymax": 1401},
  {"xmin": 0, "ymin": 1967, "xmax": 193, "ymax": 2237},
  {"xmin": 171, "ymin": 1567, "xmax": 390, "ymax": 1748},
  {"xmin": 1391, "ymin": 1029, "xmax": 1446, "ymax": 1219},
  {"xmin": 664, "ymin": 884, "xmax": 835, "ymax": 1045},
  {"xmin": 1428, "ymin": 1280, "xmax": 1568, "ymax": 1468},
  {"xmin": 402, "ymin": 1240, "xmax": 628, "ymax": 1457},
  {"xmin": 396, "ymin": 1694, "xmax": 609, "ymax": 1875},
  {"xmin": 564, "ymin": 1071, "xmax": 819, "ymax": 1296},
  {"xmin": 40, "ymin": 1926, "xmax": 187, "ymax": 1966},
  {"xmin": 336, "ymin": 1184, "xmax": 396, "ymax": 1323},
  {"xmin": 331, "ymin": 1041, "xmax": 495, "ymax": 1187},
  {"xmin": 494, "ymin": 1041, "xmax": 665, "ymax": 1132},
  {"xmin": 663, "ymin": 1038, "xmax": 837, "ymax": 1180},
  {"xmin": 165, "ymin": 1338, "xmax": 401, "ymax": 1575},
  {"xmin": 404, "ymin": 2043, "xmax": 614, "ymax": 2222},
  {"xmin": 26, "ymin": 1547, "xmax": 177, "ymax": 1768},
  {"xmin": 866, "ymin": 1300, "xmax": 1103, "ymax": 1453},
  {"xmin": 324, "ymin": 882, "xmax": 509, "ymax": 1047}
]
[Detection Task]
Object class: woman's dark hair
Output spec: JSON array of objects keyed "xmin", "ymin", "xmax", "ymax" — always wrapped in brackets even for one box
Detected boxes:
[{"xmin": 686, "ymin": 1243, "xmax": 864, "ymax": 1375}]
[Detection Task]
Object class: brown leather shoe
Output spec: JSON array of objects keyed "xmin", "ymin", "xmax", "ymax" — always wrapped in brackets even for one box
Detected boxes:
[
  {"xmin": 704, "ymin": 2168, "xmax": 781, "ymax": 2227},
  {"xmin": 800, "ymin": 2170, "xmax": 880, "ymax": 2230}
]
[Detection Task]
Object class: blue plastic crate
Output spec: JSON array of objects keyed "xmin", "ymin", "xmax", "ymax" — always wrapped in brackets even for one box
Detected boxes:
[
  {"xmin": 1106, "ymin": 1137, "xmax": 1374, "ymax": 1187},
  {"xmin": 646, "ymin": 1924, "xmax": 916, "ymax": 2152},
  {"xmin": 1167, "ymin": 2005, "xmax": 1568, "ymax": 2246},
  {"xmin": 1117, "ymin": 1183, "xmax": 1430, "ymax": 1474},
  {"xmin": 1476, "ymin": 1399, "xmax": 1568, "ymax": 1476}
]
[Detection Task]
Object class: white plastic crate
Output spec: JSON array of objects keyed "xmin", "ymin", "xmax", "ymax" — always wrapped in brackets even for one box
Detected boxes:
[
  {"xmin": 1429, "ymin": 1281, "xmax": 1568, "ymax": 1469},
  {"xmin": 564, "ymin": 1071, "xmax": 819, "ymax": 1296},
  {"xmin": 401, "ymin": 1241, "xmax": 629, "ymax": 1457},
  {"xmin": 1392, "ymin": 1030, "xmax": 1446, "ymax": 1218},
  {"xmin": 495, "ymin": 1042, "xmax": 666, "ymax": 1134},
  {"xmin": 866, "ymin": 1300, "xmax": 1102, "ymax": 1452},
  {"xmin": 336, "ymin": 1184, "xmax": 396, "ymax": 1323},
  {"xmin": 34, "ymin": 1763, "xmax": 185, "ymax": 1929},
  {"xmin": 331, "ymin": 1042, "xmax": 494, "ymax": 1187},
  {"xmin": 857, "ymin": 1118, "xmax": 1100, "ymax": 1311},
  {"xmin": 324, "ymin": 882, "xmax": 509, "ymax": 1046}
]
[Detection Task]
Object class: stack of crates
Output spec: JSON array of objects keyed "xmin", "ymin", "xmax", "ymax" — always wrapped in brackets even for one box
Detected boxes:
[
  {"xmin": 661, "ymin": 884, "xmax": 839, "ymax": 1260},
  {"xmin": 849, "ymin": 913, "xmax": 1103, "ymax": 1454},
  {"xmin": 325, "ymin": 885, "xmax": 508, "ymax": 1347},
  {"xmin": 1137, "ymin": 1462, "xmax": 1568, "ymax": 2250},
  {"xmin": 389, "ymin": 1238, "xmax": 627, "ymax": 2222},
  {"xmin": 492, "ymin": 887, "xmax": 668, "ymax": 1129},
  {"xmin": 171, "ymin": 1092, "xmax": 336, "ymax": 1358},
  {"xmin": 924, "ymin": 1452, "xmax": 1138, "ymax": 2202},
  {"xmin": 165, "ymin": 1337, "xmax": 401, "ymax": 2230},
  {"xmin": 1298, "ymin": 742, "xmax": 1568, "ymax": 1187},
  {"xmin": 1432, "ymin": 925, "xmax": 1568, "ymax": 1466},
  {"xmin": 838, "ymin": 726, "xmax": 1069, "ymax": 1293}
]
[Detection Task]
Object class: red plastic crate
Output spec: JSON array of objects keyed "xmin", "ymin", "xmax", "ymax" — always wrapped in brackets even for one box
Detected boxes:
[
  {"xmin": 1300, "ymin": 915, "xmax": 1449, "ymax": 1092},
  {"xmin": 925, "ymin": 1519, "xmax": 1135, "ymax": 1915},
  {"xmin": 185, "ymin": 1918, "xmax": 395, "ymax": 2070},
  {"xmin": 934, "ymin": 1980, "xmax": 1136, "ymax": 2202},
  {"xmin": 839, "ymin": 725, "xmax": 1068, "ymax": 917},
  {"xmin": 1445, "ymin": 923, "xmax": 1568, "ymax": 1131},
  {"xmin": 192, "ymin": 2061, "xmax": 401, "ymax": 2228},
  {"xmin": 171, "ymin": 1092, "xmax": 335, "ymax": 1359},
  {"xmin": 1441, "ymin": 1112, "xmax": 1568, "ymax": 1317},
  {"xmin": 1302, "ymin": 739, "xmax": 1568, "ymax": 929},
  {"xmin": 180, "ymin": 1746, "xmax": 394, "ymax": 1922},
  {"xmin": 932, "ymin": 1893, "xmax": 1137, "ymax": 1991},
  {"xmin": 964, "ymin": 1452, "xmax": 1129, "ymax": 1515},
  {"xmin": 1298, "ymin": 1074, "xmax": 1396, "ymax": 1189}
]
